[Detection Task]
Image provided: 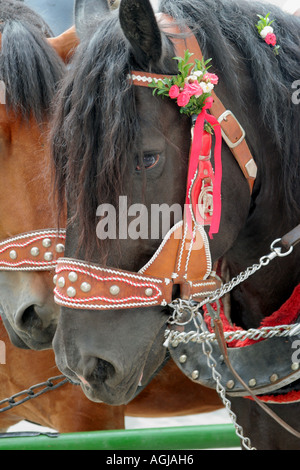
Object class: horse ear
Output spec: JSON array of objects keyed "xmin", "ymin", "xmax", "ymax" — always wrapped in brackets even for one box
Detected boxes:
[
  {"xmin": 47, "ymin": 26, "xmax": 80, "ymax": 63},
  {"xmin": 75, "ymin": 0, "xmax": 111, "ymax": 39},
  {"xmin": 119, "ymin": 0, "xmax": 162, "ymax": 67}
]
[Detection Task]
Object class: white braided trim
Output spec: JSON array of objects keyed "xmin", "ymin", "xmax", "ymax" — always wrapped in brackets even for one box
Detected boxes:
[
  {"xmin": 0, "ymin": 229, "xmax": 66, "ymax": 252},
  {"xmin": 128, "ymin": 73, "xmax": 166, "ymax": 84},
  {"xmin": 0, "ymin": 261, "xmax": 57, "ymax": 271},
  {"xmin": 139, "ymin": 221, "xmax": 183, "ymax": 274},
  {"xmin": 54, "ymin": 294, "xmax": 163, "ymax": 310},
  {"xmin": 57, "ymin": 259, "xmax": 166, "ymax": 285},
  {"xmin": 177, "ymin": 222, "xmax": 188, "ymax": 274}
]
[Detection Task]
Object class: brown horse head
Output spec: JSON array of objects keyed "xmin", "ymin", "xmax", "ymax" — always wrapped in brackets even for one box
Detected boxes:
[{"xmin": 0, "ymin": 1, "xmax": 78, "ymax": 349}]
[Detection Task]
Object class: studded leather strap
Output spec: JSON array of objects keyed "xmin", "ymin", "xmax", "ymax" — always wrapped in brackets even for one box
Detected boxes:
[
  {"xmin": 54, "ymin": 222, "xmax": 222, "ymax": 310},
  {"xmin": 0, "ymin": 229, "xmax": 66, "ymax": 271}
]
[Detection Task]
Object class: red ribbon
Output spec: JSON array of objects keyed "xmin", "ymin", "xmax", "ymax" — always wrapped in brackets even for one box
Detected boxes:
[{"xmin": 185, "ymin": 107, "xmax": 222, "ymax": 239}]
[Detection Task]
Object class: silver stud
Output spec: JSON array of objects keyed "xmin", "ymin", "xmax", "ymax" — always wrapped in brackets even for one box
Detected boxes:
[
  {"xmin": 68, "ymin": 272, "xmax": 78, "ymax": 283},
  {"xmin": 80, "ymin": 282, "xmax": 91, "ymax": 293},
  {"xmin": 191, "ymin": 370, "xmax": 199, "ymax": 380},
  {"xmin": 53, "ymin": 274, "xmax": 58, "ymax": 285},
  {"xmin": 57, "ymin": 277, "xmax": 65, "ymax": 288},
  {"xmin": 227, "ymin": 380, "xmax": 235, "ymax": 390},
  {"xmin": 42, "ymin": 238, "xmax": 52, "ymax": 248},
  {"xmin": 179, "ymin": 354, "xmax": 187, "ymax": 364},
  {"xmin": 67, "ymin": 287, "xmax": 76, "ymax": 298},
  {"xmin": 291, "ymin": 362, "xmax": 299, "ymax": 371},
  {"xmin": 9, "ymin": 250, "xmax": 17, "ymax": 260},
  {"xmin": 249, "ymin": 378, "xmax": 257, "ymax": 387},
  {"xmin": 56, "ymin": 244, "xmax": 65, "ymax": 253},
  {"xmin": 145, "ymin": 288, "xmax": 153, "ymax": 297},
  {"xmin": 44, "ymin": 252, "xmax": 53, "ymax": 261},
  {"xmin": 110, "ymin": 285, "xmax": 120, "ymax": 296},
  {"xmin": 270, "ymin": 374, "xmax": 278, "ymax": 383},
  {"xmin": 30, "ymin": 247, "xmax": 40, "ymax": 257}
]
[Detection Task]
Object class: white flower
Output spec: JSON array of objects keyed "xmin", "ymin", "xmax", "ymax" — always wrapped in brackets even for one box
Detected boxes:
[
  {"xmin": 193, "ymin": 70, "xmax": 203, "ymax": 77},
  {"xmin": 260, "ymin": 25, "xmax": 274, "ymax": 39},
  {"xmin": 185, "ymin": 74, "xmax": 199, "ymax": 84},
  {"xmin": 200, "ymin": 81, "xmax": 214, "ymax": 93}
]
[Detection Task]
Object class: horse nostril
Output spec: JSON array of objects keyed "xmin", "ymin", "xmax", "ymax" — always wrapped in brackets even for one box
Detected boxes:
[
  {"xmin": 88, "ymin": 358, "xmax": 116, "ymax": 383},
  {"xmin": 17, "ymin": 305, "xmax": 43, "ymax": 330}
]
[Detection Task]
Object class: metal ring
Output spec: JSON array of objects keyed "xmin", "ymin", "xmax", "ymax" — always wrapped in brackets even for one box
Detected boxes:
[{"xmin": 271, "ymin": 238, "xmax": 294, "ymax": 257}]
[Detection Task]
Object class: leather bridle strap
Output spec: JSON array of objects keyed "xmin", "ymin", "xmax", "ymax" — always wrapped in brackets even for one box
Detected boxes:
[
  {"xmin": 0, "ymin": 229, "xmax": 66, "ymax": 271},
  {"xmin": 281, "ymin": 224, "xmax": 300, "ymax": 251},
  {"xmin": 54, "ymin": 221, "xmax": 222, "ymax": 309},
  {"xmin": 130, "ymin": 14, "xmax": 257, "ymax": 193}
]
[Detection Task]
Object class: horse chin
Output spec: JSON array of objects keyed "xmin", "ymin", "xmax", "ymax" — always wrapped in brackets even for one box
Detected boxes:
[
  {"xmin": 1, "ymin": 314, "xmax": 54, "ymax": 350},
  {"xmin": 78, "ymin": 361, "xmax": 165, "ymax": 406},
  {"xmin": 79, "ymin": 382, "xmax": 138, "ymax": 406},
  {"xmin": 55, "ymin": 333, "xmax": 168, "ymax": 406},
  {"xmin": 2, "ymin": 319, "xmax": 30, "ymax": 349}
]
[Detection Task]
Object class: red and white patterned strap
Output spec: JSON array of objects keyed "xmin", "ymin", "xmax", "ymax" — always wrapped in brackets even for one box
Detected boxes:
[
  {"xmin": 0, "ymin": 229, "xmax": 66, "ymax": 271},
  {"xmin": 54, "ymin": 258, "xmax": 172, "ymax": 310}
]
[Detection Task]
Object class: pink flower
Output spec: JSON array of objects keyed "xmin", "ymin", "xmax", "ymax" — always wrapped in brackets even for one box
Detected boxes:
[
  {"xmin": 203, "ymin": 72, "xmax": 219, "ymax": 85},
  {"xmin": 184, "ymin": 81, "xmax": 203, "ymax": 97},
  {"xmin": 265, "ymin": 33, "xmax": 277, "ymax": 46},
  {"xmin": 203, "ymin": 96, "xmax": 214, "ymax": 110},
  {"xmin": 169, "ymin": 85, "xmax": 180, "ymax": 99},
  {"xmin": 177, "ymin": 91, "xmax": 190, "ymax": 107}
]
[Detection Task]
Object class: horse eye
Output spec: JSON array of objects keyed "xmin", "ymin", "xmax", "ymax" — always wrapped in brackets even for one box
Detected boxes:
[{"xmin": 136, "ymin": 153, "xmax": 160, "ymax": 171}]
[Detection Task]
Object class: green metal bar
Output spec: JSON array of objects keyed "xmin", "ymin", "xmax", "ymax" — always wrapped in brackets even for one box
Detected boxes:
[{"xmin": 0, "ymin": 424, "xmax": 240, "ymax": 450}]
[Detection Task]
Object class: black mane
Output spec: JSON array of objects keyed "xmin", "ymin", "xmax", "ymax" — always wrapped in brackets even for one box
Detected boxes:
[
  {"xmin": 0, "ymin": 0, "xmax": 65, "ymax": 121},
  {"xmin": 52, "ymin": 0, "xmax": 300, "ymax": 254}
]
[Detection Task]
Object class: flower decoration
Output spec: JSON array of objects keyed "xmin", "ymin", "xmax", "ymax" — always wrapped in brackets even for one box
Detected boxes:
[
  {"xmin": 148, "ymin": 50, "xmax": 218, "ymax": 119},
  {"xmin": 256, "ymin": 13, "xmax": 280, "ymax": 55}
]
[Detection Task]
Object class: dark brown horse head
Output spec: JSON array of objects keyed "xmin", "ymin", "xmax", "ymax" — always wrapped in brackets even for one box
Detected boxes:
[
  {"xmin": 0, "ymin": 0, "xmax": 78, "ymax": 349},
  {"xmin": 52, "ymin": 0, "xmax": 300, "ymax": 412}
]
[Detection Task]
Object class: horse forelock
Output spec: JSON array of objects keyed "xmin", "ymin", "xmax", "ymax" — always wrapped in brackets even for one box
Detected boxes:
[
  {"xmin": 52, "ymin": 0, "xmax": 300, "ymax": 258},
  {"xmin": 52, "ymin": 16, "xmax": 141, "ymax": 259},
  {"xmin": 0, "ymin": 0, "xmax": 65, "ymax": 122}
]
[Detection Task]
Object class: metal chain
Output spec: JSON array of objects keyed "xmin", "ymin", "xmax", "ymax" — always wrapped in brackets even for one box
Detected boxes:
[
  {"xmin": 165, "ymin": 323, "xmax": 298, "ymax": 347},
  {"xmin": 0, "ymin": 375, "xmax": 69, "ymax": 413},
  {"xmin": 168, "ymin": 237, "xmax": 294, "ymax": 312},
  {"xmin": 196, "ymin": 313, "xmax": 256, "ymax": 450}
]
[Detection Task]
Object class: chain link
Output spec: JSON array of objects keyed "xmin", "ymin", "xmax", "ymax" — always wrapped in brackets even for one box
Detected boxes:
[
  {"xmin": 165, "ymin": 323, "xmax": 297, "ymax": 347},
  {"xmin": 0, "ymin": 376, "xmax": 69, "ymax": 413},
  {"xmin": 168, "ymin": 237, "xmax": 294, "ymax": 312},
  {"xmin": 196, "ymin": 313, "xmax": 256, "ymax": 450}
]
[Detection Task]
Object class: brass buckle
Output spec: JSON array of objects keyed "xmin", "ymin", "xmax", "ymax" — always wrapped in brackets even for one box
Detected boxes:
[{"xmin": 217, "ymin": 110, "xmax": 246, "ymax": 149}]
